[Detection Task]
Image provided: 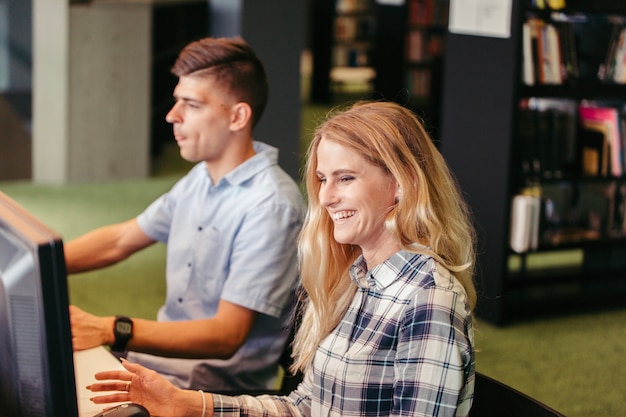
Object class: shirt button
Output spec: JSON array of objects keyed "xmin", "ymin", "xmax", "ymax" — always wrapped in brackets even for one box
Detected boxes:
[
  {"xmin": 178, "ymin": 298, "xmax": 183, "ymax": 303},
  {"xmin": 198, "ymin": 226, "xmax": 203, "ymax": 231},
  {"xmin": 187, "ymin": 262, "xmax": 192, "ymax": 268}
]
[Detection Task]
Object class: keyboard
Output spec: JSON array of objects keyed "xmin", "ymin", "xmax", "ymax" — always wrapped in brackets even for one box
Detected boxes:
[{"xmin": 74, "ymin": 346, "xmax": 127, "ymax": 417}]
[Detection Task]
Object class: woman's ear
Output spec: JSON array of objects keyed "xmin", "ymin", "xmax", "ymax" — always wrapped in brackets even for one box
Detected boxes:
[
  {"xmin": 230, "ymin": 102, "xmax": 253, "ymax": 131},
  {"xmin": 395, "ymin": 183, "xmax": 403, "ymax": 203}
]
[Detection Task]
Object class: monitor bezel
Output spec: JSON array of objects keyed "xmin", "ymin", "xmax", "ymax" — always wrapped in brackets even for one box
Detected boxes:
[{"xmin": 0, "ymin": 190, "xmax": 78, "ymax": 417}]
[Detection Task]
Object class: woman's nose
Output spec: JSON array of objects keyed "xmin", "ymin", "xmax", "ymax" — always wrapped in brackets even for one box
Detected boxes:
[{"xmin": 319, "ymin": 183, "xmax": 337, "ymax": 207}]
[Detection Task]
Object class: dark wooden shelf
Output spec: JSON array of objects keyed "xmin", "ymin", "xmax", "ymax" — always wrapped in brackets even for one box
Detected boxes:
[{"xmin": 440, "ymin": 0, "xmax": 626, "ymax": 325}]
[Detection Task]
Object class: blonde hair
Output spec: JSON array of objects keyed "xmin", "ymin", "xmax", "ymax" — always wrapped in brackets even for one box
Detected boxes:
[{"xmin": 291, "ymin": 101, "xmax": 477, "ymax": 373}]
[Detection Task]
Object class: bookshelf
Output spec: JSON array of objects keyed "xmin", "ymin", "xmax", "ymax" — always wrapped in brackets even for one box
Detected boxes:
[
  {"xmin": 310, "ymin": 0, "xmax": 448, "ymax": 129},
  {"xmin": 332, "ymin": 0, "xmax": 376, "ymax": 68},
  {"xmin": 311, "ymin": 0, "xmax": 379, "ymax": 103},
  {"xmin": 330, "ymin": 0, "xmax": 377, "ymax": 101},
  {"xmin": 440, "ymin": 0, "xmax": 626, "ymax": 324},
  {"xmin": 369, "ymin": 0, "xmax": 449, "ymax": 142},
  {"xmin": 403, "ymin": 0, "xmax": 449, "ymax": 139}
]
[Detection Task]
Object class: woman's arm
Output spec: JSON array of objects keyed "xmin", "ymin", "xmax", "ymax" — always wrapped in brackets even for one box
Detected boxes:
[{"xmin": 89, "ymin": 360, "xmax": 314, "ymax": 417}]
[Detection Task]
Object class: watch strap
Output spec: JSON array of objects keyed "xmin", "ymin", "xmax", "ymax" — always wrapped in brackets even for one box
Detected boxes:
[{"xmin": 111, "ymin": 315, "xmax": 133, "ymax": 352}]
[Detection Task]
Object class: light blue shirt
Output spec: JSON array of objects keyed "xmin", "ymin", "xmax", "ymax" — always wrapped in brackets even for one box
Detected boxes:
[{"xmin": 128, "ymin": 142, "xmax": 305, "ymax": 392}]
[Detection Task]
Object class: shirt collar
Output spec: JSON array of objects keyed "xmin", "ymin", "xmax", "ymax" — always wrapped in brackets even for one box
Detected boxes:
[
  {"xmin": 350, "ymin": 249, "xmax": 419, "ymax": 291},
  {"xmin": 208, "ymin": 141, "xmax": 279, "ymax": 187}
]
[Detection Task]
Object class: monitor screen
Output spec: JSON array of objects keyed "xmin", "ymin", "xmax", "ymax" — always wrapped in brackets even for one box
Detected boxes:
[{"xmin": 0, "ymin": 190, "xmax": 78, "ymax": 417}]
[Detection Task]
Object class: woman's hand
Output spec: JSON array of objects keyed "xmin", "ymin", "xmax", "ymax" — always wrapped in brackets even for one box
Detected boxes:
[{"xmin": 88, "ymin": 359, "xmax": 205, "ymax": 417}]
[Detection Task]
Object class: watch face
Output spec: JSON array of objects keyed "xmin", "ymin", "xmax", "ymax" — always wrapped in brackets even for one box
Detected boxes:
[{"xmin": 116, "ymin": 321, "xmax": 132, "ymax": 335}]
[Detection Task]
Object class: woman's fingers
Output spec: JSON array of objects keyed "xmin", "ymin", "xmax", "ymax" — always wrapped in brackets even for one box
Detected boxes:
[
  {"xmin": 89, "ymin": 393, "xmax": 130, "ymax": 404},
  {"xmin": 94, "ymin": 370, "xmax": 131, "ymax": 381},
  {"xmin": 120, "ymin": 359, "xmax": 145, "ymax": 373},
  {"xmin": 87, "ymin": 381, "xmax": 131, "ymax": 393}
]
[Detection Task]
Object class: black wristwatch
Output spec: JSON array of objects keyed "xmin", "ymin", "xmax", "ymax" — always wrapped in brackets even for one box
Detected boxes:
[{"xmin": 111, "ymin": 315, "xmax": 133, "ymax": 352}]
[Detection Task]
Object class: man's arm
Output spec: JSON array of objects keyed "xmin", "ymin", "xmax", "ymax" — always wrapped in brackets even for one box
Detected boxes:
[
  {"xmin": 65, "ymin": 219, "xmax": 156, "ymax": 274},
  {"xmin": 70, "ymin": 299, "xmax": 257, "ymax": 359}
]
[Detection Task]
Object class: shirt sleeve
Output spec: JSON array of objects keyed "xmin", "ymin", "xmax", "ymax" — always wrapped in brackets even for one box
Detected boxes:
[
  {"xmin": 136, "ymin": 169, "xmax": 196, "ymax": 243},
  {"xmin": 220, "ymin": 201, "xmax": 303, "ymax": 317},
  {"xmin": 393, "ymin": 280, "xmax": 474, "ymax": 417},
  {"xmin": 212, "ymin": 368, "xmax": 314, "ymax": 417}
]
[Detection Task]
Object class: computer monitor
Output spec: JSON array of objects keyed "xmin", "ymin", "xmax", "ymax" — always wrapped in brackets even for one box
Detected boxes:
[{"xmin": 0, "ymin": 190, "xmax": 78, "ymax": 417}]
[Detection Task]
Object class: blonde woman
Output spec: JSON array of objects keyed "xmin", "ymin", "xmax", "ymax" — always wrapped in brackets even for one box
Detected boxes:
[{"xmin": 88, "ymin": 101, "xmax": 477, "ymax": 417}]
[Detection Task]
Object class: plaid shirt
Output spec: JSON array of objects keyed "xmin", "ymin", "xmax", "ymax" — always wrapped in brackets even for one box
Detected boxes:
[{"xmin": 213, "ymin": 250, "xmax": 475, "ymax": 417}]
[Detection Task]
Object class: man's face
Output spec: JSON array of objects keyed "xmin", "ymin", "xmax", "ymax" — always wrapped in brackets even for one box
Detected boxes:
[{"xmin": 165, "ymin": 75, "xmax": 236, "ymax": 164}]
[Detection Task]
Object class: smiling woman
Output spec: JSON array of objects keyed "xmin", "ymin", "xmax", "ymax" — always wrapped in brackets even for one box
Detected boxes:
[{"xmin": 295, "ymin": 100, "xmax": 477, "ymax": 374}]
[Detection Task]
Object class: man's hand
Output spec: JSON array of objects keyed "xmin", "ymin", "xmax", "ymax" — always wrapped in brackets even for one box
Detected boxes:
[{"xmin": 70, "ymin": 305, "xmax": 115, "ymax": 351}]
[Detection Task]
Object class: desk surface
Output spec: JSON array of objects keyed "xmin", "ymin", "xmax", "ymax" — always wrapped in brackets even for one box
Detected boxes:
[{"xmin": 74, "ymin": 346, "xmax": 127, "ymax": 417}]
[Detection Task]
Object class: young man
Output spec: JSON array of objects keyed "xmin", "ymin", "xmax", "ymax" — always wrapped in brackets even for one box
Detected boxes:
[{"xmin": 65, "ymin": 37, "xmax": 305, "ymax": 393}]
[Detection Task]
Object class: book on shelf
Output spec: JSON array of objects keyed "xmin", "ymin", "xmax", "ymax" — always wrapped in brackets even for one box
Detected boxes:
[
  {"xmin": 598, "ymin": 25, "xmax": 626, "ymax": 84},
  {"xmin": 336, "ymin": 0, "xmax": 375, "ymax": 13},
  {"xmin": 613, "ymin": 181, "xmax": 626, "ymax": 236},
  {"xmin": 581, "ymin": 182, "xmax": 616, "ymax": 238},
  {"xmin": 510, "ymin": 193, "xmax": 542, "ymax": 253},
  {"xmin": 598, "ymin": 23, "xmax": 621, "ymax": 81},
  {"xmin": 604, "ymin": 181, "xmax": 626, "ymax": 237},
  {"xmin": 554, "ymin": 19, "xmax": 579, "ymax": 82},
  {"xmin": 531, "ymin": 0, "xmax": 566, "ymax": 10},
  {"xmin": 406, "ymin": 29, "xmax": 444, "ymax": 63},
  {"xmin": 334, "ymin": 14, "xmax": 376, "ymax": 43},
  {"xmin": 516, "ymin": 108, "xmax": 540, "ymax": 181},
  {"xmin": 522, "ymin": 20, "xmax": 535, "ymax": 85},
  {"xmin": 620, "ymin": 112, "xmax": 626, "ymax": 173},
  {"xmin": 336, "ymin": 0, "xmax": 355, "ymax": 13},
  {"xmin": 407, "ymin": 0, "xmax": 434, "ymax": 25},
  {"xmin": 406, "ymin": 30, "xmax": 425, "ymax": 62},
  {"xmin": 574, "ymin": 19, "xmax": 617, "ymax": 82},
  {"xmin": 333, "ymin": 45, "xmax": 370, "ymax": 67},
  {"xmin": 543, "ymin": 22, "xmax": 564, "ymax": 84},
  {"xmin": 405, "ymin": 67, "xmax": 432, "ymax": 98},
  {"xmin": 512, "ymin": 181, "xmax": 625, "ymax": 250},
  {"xmin": 578, "ymin": 124, "xmax": 609, "ymax": 176},
  {"xmin": 335, "ymin": 16, "xmax": 355, "ymax": 42},
  {"xmin": 407, "ymin": 0, "xmax": 450, "ymax": 26},
  {"xmin": 517, "ymin": 98, "xmax": 577, "ymax": 181},
  {"xmin": 522, "ymin": 18, "xmax": 565, "ymax": 85},
  {"xmin": 579, "ymin": 104, "xmax": 623, "ymax": 177}
]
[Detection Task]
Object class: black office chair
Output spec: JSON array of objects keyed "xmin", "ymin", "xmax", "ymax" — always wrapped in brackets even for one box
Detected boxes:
[
  {"xmin": 219, "ymin": 309, "xmax": 303, "ymax": 397},
  {"xmin": 469, "ymin": 372, "xmax": 566, "ymax": 417},
  {"xmin": 275, "ymin": 322, "xmax": 303, "ymax": 395}
]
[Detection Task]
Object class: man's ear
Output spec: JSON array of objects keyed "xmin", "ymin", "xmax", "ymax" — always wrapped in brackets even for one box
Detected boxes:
[{"xmin": 230, "ymin": 102, "xmax": 253, "ymax": 131}]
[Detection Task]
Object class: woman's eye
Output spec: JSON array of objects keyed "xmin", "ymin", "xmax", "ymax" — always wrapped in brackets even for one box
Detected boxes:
[{"xmin": 339, "ymin": 176, "xmax": 354, "ymax": 183}]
